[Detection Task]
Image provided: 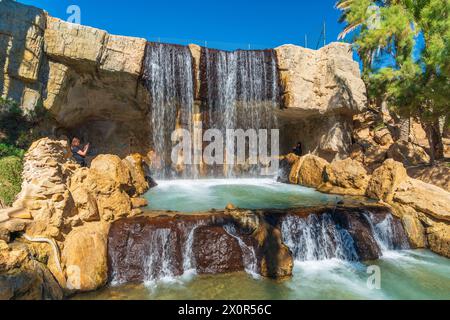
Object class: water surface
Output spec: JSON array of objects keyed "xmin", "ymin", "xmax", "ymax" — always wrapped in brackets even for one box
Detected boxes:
[
  {"xmin": 75, "ymin": 250, "xmax": 450, "ymax": 300},
  {"xmin": 145, "ymin": 179, "xmax": 341, "ymax": 212}
]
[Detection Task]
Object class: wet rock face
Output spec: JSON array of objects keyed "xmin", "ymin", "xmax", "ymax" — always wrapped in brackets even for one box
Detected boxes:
[{"xmin": 193, "ymin": 226, "xmax": 244, "ymax": 274}]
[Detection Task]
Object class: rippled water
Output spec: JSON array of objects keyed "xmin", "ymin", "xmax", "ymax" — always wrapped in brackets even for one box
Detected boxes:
[
  {"xmin": 75, "ymin": 250, "xmax": 450, "ymax": 300},
  {"xmin": 144, "ymin": 178, "xmax": 341, "ymax": 212}
]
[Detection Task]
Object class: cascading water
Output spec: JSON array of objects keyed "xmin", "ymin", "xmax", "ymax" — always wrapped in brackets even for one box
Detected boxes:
[
  {"xmin": 281, "ymin": 213, "xmax": 359, "ymax": 262},
  {"xmin": 363, "ymin": 211, "xmax": 410, "ymax": 251},
  {"xmin": 142, "ymin": 42, "xmax": 195, "ymax": 178},
  {"xmin": 202, "ymin": 48, "xmax": 280, "ymax": 177},
  {"xmin": 281, "ymin": 211, "xmax": 410, "ymax": 263}
]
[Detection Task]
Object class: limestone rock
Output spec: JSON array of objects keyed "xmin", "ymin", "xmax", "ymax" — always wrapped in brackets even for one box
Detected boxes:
[
  {"xmin": 427, "ymin": 223, "xmax": 450, "ymax": 258},
  {"xmin": 289, "ymin": 154, "xmax": 329, "ymax": 188},
  {"xmin": 407, "ymin": 163, "xmax": 450, "ymax": 192},
  {"xmin": 91, "ymin": 155, "xmax": 132, "ymax": 189},
  {"xmin": 387, "ymin": 140, "xmax": 430, "ymax": 166},
  {"xmin": 319, "ymin": 158, "xmax": 370, "ymax": 196},
  {"xmin": 0, "ymin": 1, "xmax": 45, "ymax": 84},
  {"xmin": 44, "ymin": 16, "xmax": 107, "ymax": 71},
  {"xmin": 374, "ymin": 128, "xmax": 394, "ymax": 146},
  {"xmin": 62, "ymin": 222, "xmax": 110, "ymax": 292},
  {"xmin": 100, "ymin": 35, "xmax": 146, "ymax": 76},
  {"xmin": 402, "ymin": 213, "xmax": 427, "ymax": 249},
  {"xmin": 130, "ymin": 197, "xmax": 148, "ymax": 209},
  {"xmin": 275, "ymin": 43, "xmax": 366, "ymax": 117},
  {"xmin": 69, "ymin": 168, "xmax": 131, "ymax": 222},
  {"xmin": 122, "ymin": 154, "xmax": 150, "ymax": 196},
  {"xmin": 366, "ymin": 159, "xmax": 408, "ymax": 202},
  {"xmin": 394, "ymin": 179, "xmax": 450, "ymax": 222},
  {"xmin": 0, "ymin": 260, "xmax": 63, "ymax": 300},
  {"xmin": 13, "ymin": 138, "xmax": 77, "ymax": 231}
]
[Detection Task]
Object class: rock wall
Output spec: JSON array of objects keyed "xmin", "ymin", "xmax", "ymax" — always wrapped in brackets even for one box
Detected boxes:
[{"xmin": 0, "ymin": 1, "xmax": 367, "ymax": 161}]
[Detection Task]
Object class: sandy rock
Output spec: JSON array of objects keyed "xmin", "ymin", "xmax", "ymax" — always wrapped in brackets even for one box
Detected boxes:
[
  {"xmin": 69, "ymin": 168, "xmax": 131, "ymax": 222},
  {"xmin": 366, "ymin": 159, "xmax": 408, "ymax": 202},
  {"xmin": 394, "ymin": 179, "xmax": 450, "ymax": 222},
  {"xmin": 289, "ymin": 154, "xmax": 329, "ymax": 188},
  {"xmin": 91, "ymin": 155, "xmax": 133, "ymax": 189},
  {"xmin": 407, "ymin": 162, "xmax": 450, "ymax": 192},
  {"xmin": 374, "ymin": 128, "xmax": 394, "ymax": 146},
  {"xmin": 0, "ymin": 259, "xmax": 63, "ymax": 300},
  {"xmin": 388, "ymin": 140, "xmax": 430, "ymax": 166},
  {"xmin": 275, "ymin": 43, "xmax": 366, "ymax": 116},
  {"xmin": 402, "ymin": 214, "xmax": 427, "ymax": 249},
  {"xmin": 122, "ymin": 154, "xmax": 150, "ymax": 196},
  {"xmin": 319, "ymin": 158, "xmax": 370, "ymax": 196},
  {"xmin": 427, "ymin": 223, "xmax": 450, "ymax": 258},
  {"xmin": 13, "ymin": 138, "xmax": 77, "ymax": 231},
  {"xmin": 62, "ymin": 222, "xmax": 110, "ymax": 292},
  {"xmin": 130, "ymin": 197, "xmax": 148, "ymax": 209}
]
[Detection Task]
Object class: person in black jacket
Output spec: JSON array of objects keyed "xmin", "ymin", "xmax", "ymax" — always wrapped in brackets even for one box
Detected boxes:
[
  {"xmin": 71, "ymin": 137, "xmax": 90, "ymax": 167},
  {"xmin": 293, "ymin": 142, "xmax": 303, "ymax": 156}
]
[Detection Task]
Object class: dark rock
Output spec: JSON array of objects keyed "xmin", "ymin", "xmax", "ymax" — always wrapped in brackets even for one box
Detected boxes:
[{"xmin": 193, "ymin": 226, "xmax": 244, "ymax": 274}]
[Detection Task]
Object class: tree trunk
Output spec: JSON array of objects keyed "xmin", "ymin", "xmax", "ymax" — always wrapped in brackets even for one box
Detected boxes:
[
  {"xmin": 398, "ymin": 118, "xmax": 410, "ymax": 141},
  {"xmin": 424, "ymin": 120, "xmax": 444, "ymax": 164}
]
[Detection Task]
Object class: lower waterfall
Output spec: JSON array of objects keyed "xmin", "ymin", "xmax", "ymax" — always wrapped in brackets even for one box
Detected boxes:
[{"xmin": 281, "ymin": 210, "xmax": 410, "ymax": 262}]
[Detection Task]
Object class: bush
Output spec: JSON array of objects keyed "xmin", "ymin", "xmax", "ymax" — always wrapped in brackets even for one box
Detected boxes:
[{"xmin": 0, "ymin": 156, "xmax": 23, "ymax": 206}]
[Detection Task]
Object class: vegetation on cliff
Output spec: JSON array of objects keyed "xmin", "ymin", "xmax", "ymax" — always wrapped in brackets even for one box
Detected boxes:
[
  {"xmin": 0, "ymin": 97, "xmax": 51, "ymax": 205},
  {"xmin": 337, "ymin": 0, "xmax": 450, "ymax": 162}
]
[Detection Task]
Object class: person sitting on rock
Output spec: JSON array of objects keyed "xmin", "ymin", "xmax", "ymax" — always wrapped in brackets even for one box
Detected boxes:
[
  {"xmin": 293, "ymin": 142, "xmax": 303, "ymax": 156},
  {"xmin": 71, "ymin": 137, "xmax": 90, "ymax": 167}
]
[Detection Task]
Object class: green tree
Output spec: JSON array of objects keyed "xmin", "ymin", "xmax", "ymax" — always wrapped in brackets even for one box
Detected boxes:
[{"xmin": 337, "ymin": 0, "xmax": 450, "ymax": 163}]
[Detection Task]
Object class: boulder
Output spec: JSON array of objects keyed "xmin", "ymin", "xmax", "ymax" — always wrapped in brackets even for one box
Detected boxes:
[
  {"xmin": 427, "ymin": 223, "xmax": 450, "ymax": 258},
  {"xmin": 402, "ymin": 213, "xmax": 428, "ymax": 249},
  {"xmin": 366, "ymin": 159, "xmax": 408, "ymax": 202},
  {"xmin": 393, "ymin": 179, "xmax": 450, "ymax": 222},
  {"xmin": 289, "ymin": 154, "xmax": 329, "ymax": 188},
  {"xmin": 0, "ymin": 260, "xmax": 63, "ymax": 300},
  {"xmin": 62, "ymin": 222, "xmax": 110, "ymax": 292},
  {"xmin": 387, "ymin": 140, "xmax": 430, "ymax": 166},
  {"xmin": 193, "ymin": 226, "xmax": 244, "ymax": 274},
  {"xmin": 122, "ymin": 154, "xmax": 150, "ymax": 196},
  {"xmin": 374, "ymin": 128, "xmax": 394, "ymax": 146},
  {"xmin": 407, "ymin": 163, "xmax": 450, "ymax": 192},
  {"xmin": 130, "ymin": 197, "xmax": 148, "ymax": 209},
  {"xmin": 90, "ymin": 155, "xmax": 133, "ymax": 192},
  {"xmin": 69, "ymin": 168, "xmax": 131, "ymax": 222},
  {"xmin": 319, "ymin": 158, "xmax": 370, "ymax": 196}
]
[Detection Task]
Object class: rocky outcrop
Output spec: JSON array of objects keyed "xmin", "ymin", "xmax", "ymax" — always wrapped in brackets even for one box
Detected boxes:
[
  {"xmin": 1, "ymin": 137, "xmax": 151, "ymax": 298},
  {"xmin": 387, "ymin": 140, "xmax": 430, "ymax": 166},
  {"xmin": 288, "ymin": 154, "xmax": 329, "ymax": 187},
  {"xmin": 319, "ymin": 158, "xmax": 370, "ymax": 196},
  {"xmin": 62, "ymin": 222, "xmax": 110, "ymax": 292},
  {"xmin": 366, "ymin": 159, "xmax": 408, "ymax": 202},
  {"xmin": 0, "ymin": 241, "xmax": 63, "ymax": 300},
  {"xmin": 276, "ymin": 43, "xmax": 367, "ymax": 161},
  {"xmin": 1, "ymin": 1, "xmax": 367, "ymax": 163}
]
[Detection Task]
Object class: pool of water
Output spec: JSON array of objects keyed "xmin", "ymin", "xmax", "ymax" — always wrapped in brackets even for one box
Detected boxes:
[
  {"xmin": 74, "ymin": 250, "xmax": 450, "ymax": 300},
  {"xmin": 144, "ymin": 179, "xmax": 342, "ymax": 212}
]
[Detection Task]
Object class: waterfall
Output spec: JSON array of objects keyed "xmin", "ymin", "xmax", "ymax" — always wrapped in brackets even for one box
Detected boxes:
[
  {"xmin": 223, "ymin": 223, "xmax": 259, "ymax": 276},
  {"xmin": 202, "ymin": 48, "xmax": 280, "ymax": 177},
  {"xmin": 281, "ymin": 211, "xmax": 410, "ymax": 263},
  {"xmin": 142, "ymin": 42, "xmax": 195, "ymax": 178},
  {"xmin": 281, "ymin": 213, "xmax": 359, "ymax": 262},
  {"xmin": 363, "ymin": 212, "xmax": 410, "ymax": 251}
]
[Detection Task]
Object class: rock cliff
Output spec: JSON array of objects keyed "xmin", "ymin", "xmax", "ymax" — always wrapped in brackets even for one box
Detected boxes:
[{"xmin": 1, "ymin": 1, "xmax": 367, "ymax": 161}]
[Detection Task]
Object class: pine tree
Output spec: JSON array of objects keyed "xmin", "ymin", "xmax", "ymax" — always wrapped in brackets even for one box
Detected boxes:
[{"xmin": 337, "ymin": 0, "xmax": 450, "ymax": 162}]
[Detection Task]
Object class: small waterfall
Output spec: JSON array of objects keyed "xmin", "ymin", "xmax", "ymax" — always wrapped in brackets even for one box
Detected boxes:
[
  {"xmin": 142, "ymin": 42, "xmax": 195, "ymax": 178},
  {"xmin": 363, "ymin": 212, "xmax": 410, "ymax": 252},
  {"xmin": 223, "ymin": 224, "xmax": 259, "ymax": 276},
  {"xmin": 281, "ymin": 213, "xmax": 359, "ymax": 262}
]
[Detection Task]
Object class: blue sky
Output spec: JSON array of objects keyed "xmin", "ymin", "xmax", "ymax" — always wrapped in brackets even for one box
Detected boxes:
[{"xmin": 18, "ymin": 0, "xmax": 348, "ymax": 51}]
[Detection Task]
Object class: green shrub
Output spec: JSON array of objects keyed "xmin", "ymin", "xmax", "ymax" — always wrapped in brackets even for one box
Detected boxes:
[{"xmin": 0, "ymin": 156, "xmax": 23, "ymax": 206}]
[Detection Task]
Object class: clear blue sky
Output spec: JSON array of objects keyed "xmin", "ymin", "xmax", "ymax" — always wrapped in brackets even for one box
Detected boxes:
[{"xmin": 18, "ymin": 0, "xmax": 348, "ymax": 51}]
